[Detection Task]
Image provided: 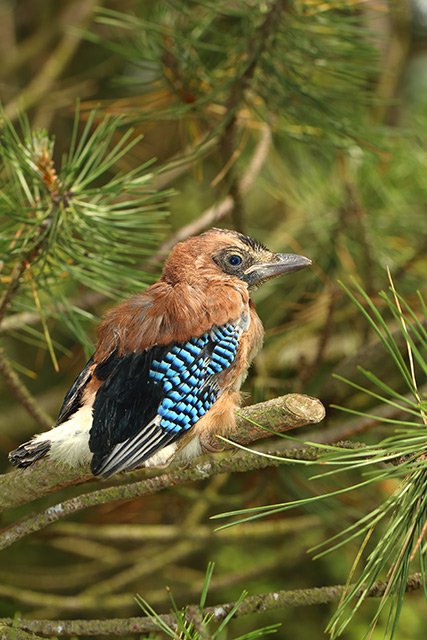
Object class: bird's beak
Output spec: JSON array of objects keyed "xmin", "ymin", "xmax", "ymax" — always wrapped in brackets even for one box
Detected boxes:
[{"xmin": 243, "ymin": 253, "xmax": 312, "ymax": 286}]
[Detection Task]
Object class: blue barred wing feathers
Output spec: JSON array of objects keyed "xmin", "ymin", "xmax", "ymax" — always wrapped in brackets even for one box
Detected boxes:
[{"xmin": 90, "ymin": 319, "xmax": 245, "ymax": 476}]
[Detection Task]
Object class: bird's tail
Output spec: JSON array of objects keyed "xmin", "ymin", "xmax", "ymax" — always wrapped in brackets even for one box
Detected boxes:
[{"xmin": 8, "ymin": 439, "xmax": 51, "ymax": 469}]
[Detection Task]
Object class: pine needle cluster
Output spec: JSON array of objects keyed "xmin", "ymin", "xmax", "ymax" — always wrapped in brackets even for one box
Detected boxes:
[
  {"xmin": 215, "ymin": 280, "xmax": 427, "ymax": 638},
  {"xmin": 0, "ymin": 109, "xmax": 169, "ymax": 357}
]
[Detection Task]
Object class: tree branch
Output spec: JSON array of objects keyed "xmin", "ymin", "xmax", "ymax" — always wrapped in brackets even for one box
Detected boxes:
[
  {"xmin": 52, "ymin": 515, "xmax": 318, "ymax": 543},
  {"xmin": 0, "ymin": 393, "xmax": 325, "ymax": 515},
  {"xmin": 0, "ymin": 394, "xmax": 325, "ymax": 550},
  {"xmin": 0, "ymin": 573, "xmax": 422, "ymax": 637},
  {"xmin": 214, "ymin": 0, "xmax": 286, "ymax": 232},
  {"xmin": 199, "ymin": 393, "xmax": 325, "ymax": 452}
]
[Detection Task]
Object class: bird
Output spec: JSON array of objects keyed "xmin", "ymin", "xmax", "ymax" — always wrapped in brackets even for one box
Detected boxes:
[{"xmin": 9, "ymin": 228, "xmax": 311, "ymax": 478}]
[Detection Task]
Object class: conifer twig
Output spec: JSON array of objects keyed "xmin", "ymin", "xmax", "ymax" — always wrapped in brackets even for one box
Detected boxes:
[
  {"xmin": 52, "ymin": 515, "xmax": 318, "ymax": 543},
  {"xmin": 4, "ymin": 0, "xmax": 98, "ymax": 121},
  {"xmin": 216, "ymin": 0, "xmax": 286, "ymax": 231},
  {"xmin": 0, "ymin": 440, "xmax": 356, "ymax": 552},
  {"xmin": 0, "ymin": 393, "xmax": 324, "ymax": 516},
  {"xmin": 0, "ymin": 258, "xmax": 28, "ymax": 327},
  {"xmin": 0, "ymin": 573, "xmax": 422, "ymax": 637},
  {"xmin": 150, "ymin": 124, "xmax": 272, "ymax": 263},
  {"xmin": 0, "ymin": 350, "xmax": 52, "ymax": 429}
]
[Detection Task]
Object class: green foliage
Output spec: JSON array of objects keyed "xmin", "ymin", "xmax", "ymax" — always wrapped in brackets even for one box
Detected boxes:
[
  {"xmin": 136, "ymin": 563, "xmax": 281, "ymax": 639},
  {"xmin": 1, "ymin": 1, "xmax": 426, "ymax": 639},
  {"xmin": 214, "ymin": 281, "xmax": 427, "ymax": 638},
  {"xmin": 88, "ymin": 1, "xmax": 377, "ymax": 147},
  {"xmin": 0, "ymin": 108, "xmax": 170, "ymax": 355}
]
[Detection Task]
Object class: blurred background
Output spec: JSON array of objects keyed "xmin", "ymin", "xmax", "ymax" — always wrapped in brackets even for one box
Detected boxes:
[{"xmin": 1, "ymin": 0, "xmax": 427, "ymax": 638}]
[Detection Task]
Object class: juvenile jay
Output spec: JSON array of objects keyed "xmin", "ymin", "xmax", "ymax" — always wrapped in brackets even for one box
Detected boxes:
[{"xmin": 9, "ymin": 229, "xmax": 311, "ymax": 477}]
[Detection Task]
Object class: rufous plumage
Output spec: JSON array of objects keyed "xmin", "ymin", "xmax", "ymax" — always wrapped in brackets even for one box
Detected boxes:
[{"xmin": 9, "ymin": 229, "xmax": 311, "ymax": 477}]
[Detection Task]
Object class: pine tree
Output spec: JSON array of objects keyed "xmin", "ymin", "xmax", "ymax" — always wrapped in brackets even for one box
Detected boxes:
[{"xmin": 1, "ymin": 1, "xmax": 426, "ymax": 639}]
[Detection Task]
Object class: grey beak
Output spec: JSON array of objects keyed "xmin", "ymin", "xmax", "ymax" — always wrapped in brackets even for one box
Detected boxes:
[
  {"xmin": 243, "ymin": 253, "xmax": 312, "ymax": 286},
  {"xmin": 272, "ymin": 253, "xmax": 312, "ymax": 273}
]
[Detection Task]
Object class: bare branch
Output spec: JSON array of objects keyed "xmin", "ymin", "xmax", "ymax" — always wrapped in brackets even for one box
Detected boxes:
[
  {"xmin": 0, "ymin": 394, "xmax": 325, "ymax": 524},
  {"xmin": 0, "ymin": 394, "xmax": 325, "ymax": 548},
  {"xmin": 52, "ymin": 515, "xmax": 319, "ymax": 543},
  {"xmin": 4, "ymin": 0, "xmax": 98, "ymax": 121},
  {"xmin": 0, "ymin": 350, "xmax": 52, "ymax": 429},
  {"xmin": 0, "ymin": 573, "xmax": 422, "ymax": 637},
  {"xmin": 199, "ymin": 393, "xmax": 325, "ymax": 452}
]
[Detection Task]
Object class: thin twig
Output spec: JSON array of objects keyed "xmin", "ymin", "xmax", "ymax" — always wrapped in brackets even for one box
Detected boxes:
[
  {"xmin": 4, "ymin": 0, "xmax": 98, "ymax": 121},
  {"xmin": 218, "ymin": 116, "xmax": 246, "ymax": 231},
  {"xmin": 0, "ymin": 573, "xmax": 422, "ymax": 637},
  {"xmin": 52, "ymin": 515, "xmax": 318, "ymax": 543},
  {"xmin": 0, "ymin": 259, "xmax": 28, "ymax": 327},
  {"xmin": 149, "ymin": 124, "xmax": 272, "ymax": 265},
  {"xmin": 0, "ymin": 393, "xmax": 324, "ymax": 514},
  {"xmin": 212, "ymin": 0, "xmax": 286, "ymax": 231},
  {"xmin": 0, "ymin": 350, "xmax": 52, "ymax": 429}
]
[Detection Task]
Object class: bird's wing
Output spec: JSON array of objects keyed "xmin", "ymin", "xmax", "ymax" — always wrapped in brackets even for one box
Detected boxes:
[
  {"xmin": 57, "ymin": 356, "xmax": 94, "ymax": 424},
  {"xmin": 89, "ymin": 316, "xmax": 248, "ymax": 477}
]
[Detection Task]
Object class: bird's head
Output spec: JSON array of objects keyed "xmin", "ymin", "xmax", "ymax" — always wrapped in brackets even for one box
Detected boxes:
[{"xmin": 162, "ymin": 228, "xmax": 311, "ymax": 289}]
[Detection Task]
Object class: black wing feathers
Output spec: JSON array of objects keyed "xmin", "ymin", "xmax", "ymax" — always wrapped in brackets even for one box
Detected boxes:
[
  {"xmin": 89, "ymin": 321, "xmax": 243, "ymax": 477},
  {"xmin": 56, "ymin": 356, "xmax": 94, "ymax": 424},
  {"xmin": 89, "ymin": 346, "xmax": 170, "ymax": 472}
]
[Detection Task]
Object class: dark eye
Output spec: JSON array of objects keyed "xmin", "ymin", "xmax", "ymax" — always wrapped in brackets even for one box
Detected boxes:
[{"xmin": 227, "ymin": 254, "xmax": 242, "ymax": 267}]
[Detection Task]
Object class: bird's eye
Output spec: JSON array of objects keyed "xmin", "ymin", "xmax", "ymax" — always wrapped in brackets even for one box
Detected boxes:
[{"xmin": 227, "ymin": 254, "xmax": 242, "ymax": 267}]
